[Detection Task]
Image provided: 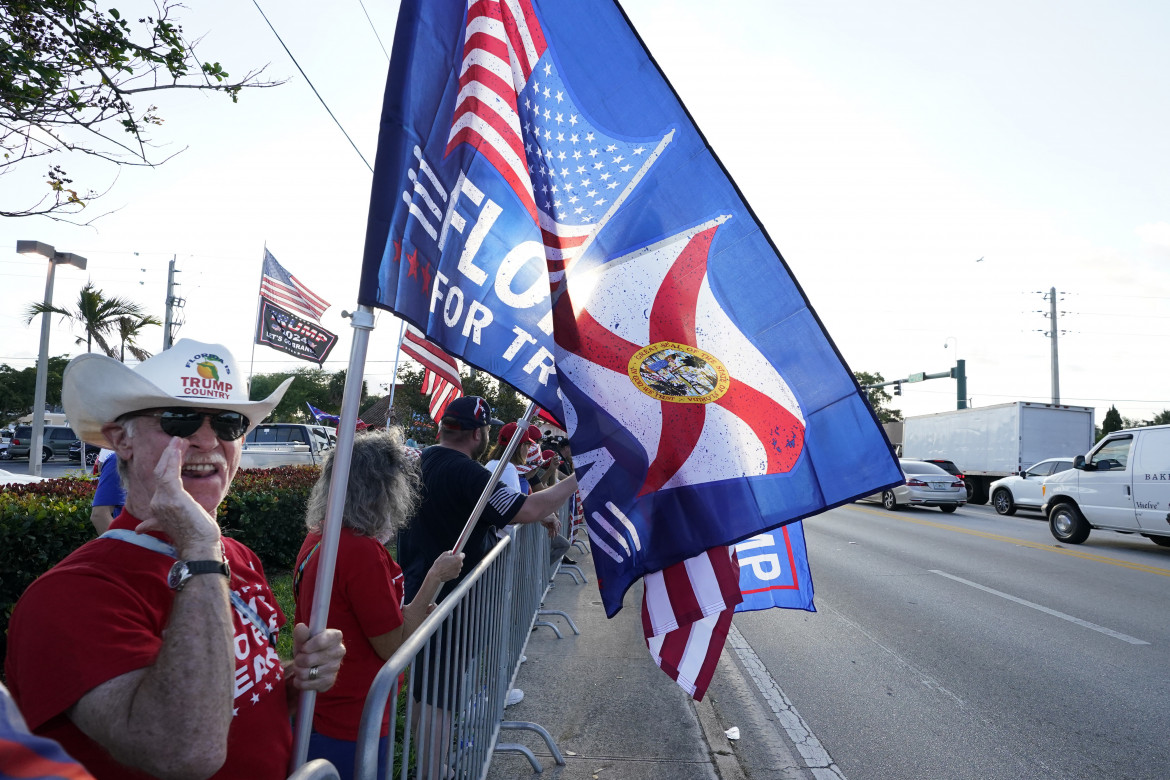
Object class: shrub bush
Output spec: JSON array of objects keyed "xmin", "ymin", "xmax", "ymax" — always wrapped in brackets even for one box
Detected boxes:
[
  {"xmin": 0, "ymin": 477, "xmax": 97, "ymax": 667},
  {"xmin": 218, "ymin": 465, "xmax": 320, "ymax": 572},
  {"xmin": 1, "ymin": 466, "xmax": 319, "ymax": 670}
]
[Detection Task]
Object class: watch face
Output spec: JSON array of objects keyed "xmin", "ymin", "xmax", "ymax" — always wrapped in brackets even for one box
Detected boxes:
[{"xmin": 168, "ymin": 561, "xmax": 189, "ymax": 590}]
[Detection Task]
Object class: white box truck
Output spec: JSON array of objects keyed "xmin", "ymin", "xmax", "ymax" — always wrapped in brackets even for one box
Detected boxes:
[{"xmin": 901, "ymin": 402, "xmax": 1096, "ymax": 505}]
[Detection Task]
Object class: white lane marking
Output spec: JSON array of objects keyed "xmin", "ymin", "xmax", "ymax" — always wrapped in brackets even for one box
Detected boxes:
[
  {"xmin": 727, "ymin": 624, "xmax": 848, "ymax": 779},
  {"xmin": 929, "ymin": 570, "xmax": 1150, "ymax": 646}
]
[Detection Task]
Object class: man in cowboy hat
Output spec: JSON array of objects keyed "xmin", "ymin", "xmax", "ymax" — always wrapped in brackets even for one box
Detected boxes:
[{"xmin": 5, "ymin": 339, "xmax": 346, "ymax": 780}]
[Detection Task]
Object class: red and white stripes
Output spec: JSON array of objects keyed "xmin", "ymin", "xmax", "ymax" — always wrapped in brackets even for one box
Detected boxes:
[
  {"xmin": 445, "ymin": 0, "xmax": 547, "ymax": 221},
  {"xmin": 401, "ymin": 324, "xmax": 464, "ymax": 420},
  {"xmin": 642, "ymin": 546, "xmax": 742, "ymax": 700}
]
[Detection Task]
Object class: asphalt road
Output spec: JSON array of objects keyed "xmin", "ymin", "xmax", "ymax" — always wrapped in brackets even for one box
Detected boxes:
[
  {"xmin": 733, "ymin": 501, "xmax": 1170, "ymax": 780},
  {"xmin": 0, "ymin": 456, "xmax": 91, "ymax": 481}
]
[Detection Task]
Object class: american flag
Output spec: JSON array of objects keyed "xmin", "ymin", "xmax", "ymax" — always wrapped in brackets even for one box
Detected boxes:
[
  {"xmin": 446, "ymin": 0, "xmax": 669, "ymax": 292},
  {"xmin": 400, "ymin": 324, "xmax": 463, "ymax": 421},
  {"xmin": 642, "ymin": 546, "xmax": 741, "ymax": 700},
  {"xmin": 259, "ymin": 250, "xmax": 330, "ymax": 322}
]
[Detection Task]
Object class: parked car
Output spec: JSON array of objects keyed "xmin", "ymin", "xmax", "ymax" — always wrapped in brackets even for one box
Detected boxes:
[
  {"xmin": 1042, "ymin": 425, "xmax": 1170, "ymax": 547},
  {"xmin": 7, "ymin": 424, "xmax": 81, "ymax": 462},
  {"xmin": 69, "ymin": 439, "xmax": 103, "ymax": 466},
  {"xmin": 240, "ymin": 423, "xmax": 334, "ymax": 469},
  {"xmin": 916, "ymin": 458, "xmax": 974, "ymax": 499},
  {"xmin": 988, "ymin": 458, "xmax": 1074, "ymax": 515},
  {"xmin": 860, "ymin": 458, "xmax": 967, "ymax": 513}
]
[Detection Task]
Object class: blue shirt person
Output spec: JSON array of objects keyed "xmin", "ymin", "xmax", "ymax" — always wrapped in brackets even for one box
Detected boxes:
[{"xmin": 90, "ymin": 453, "xmax": 127, "ymax": 534}]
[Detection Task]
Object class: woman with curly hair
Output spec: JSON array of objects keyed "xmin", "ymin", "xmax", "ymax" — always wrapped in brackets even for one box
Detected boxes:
[{"xmin": 294, "ymin": 427, "xmax": 463, "ymax": 779}]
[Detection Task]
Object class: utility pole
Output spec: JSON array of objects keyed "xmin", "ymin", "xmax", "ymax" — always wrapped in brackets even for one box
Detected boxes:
[
  {"xmin": 1039, "ymin": 287, "xmax": 1061, "ymax": 405},
  {"xmin": 163, "ymin": 255, "xmax": 185, "ymax": 350},
  {"xmin": 1048, "ymin": 286, "xmax": 1060, "ymax": 405}
]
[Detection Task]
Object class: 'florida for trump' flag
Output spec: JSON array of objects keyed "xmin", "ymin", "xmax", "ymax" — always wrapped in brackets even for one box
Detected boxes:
[{"xmin": 358, "ymin": 0, "xmax": 901, "ymax": 698}]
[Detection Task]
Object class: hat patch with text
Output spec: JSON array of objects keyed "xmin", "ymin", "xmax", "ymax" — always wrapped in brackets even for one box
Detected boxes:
[{"xmin": 181, "ymin": 352, "xmax": 234, "ymax": 401}]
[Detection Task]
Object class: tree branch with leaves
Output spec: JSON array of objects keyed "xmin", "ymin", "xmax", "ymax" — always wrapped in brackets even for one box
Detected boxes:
[
  {"xmin": 854, "ymin": 370, "xmax": 903, "ymax": 424},
  {"xmin": 1, "ymin": 0, "xmax": 282, "ymax": 219}
]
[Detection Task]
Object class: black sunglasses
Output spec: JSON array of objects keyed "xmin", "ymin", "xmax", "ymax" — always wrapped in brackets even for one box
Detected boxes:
[{"xmin": 128, "ymin": 408, "xmax": 250, "ymax": 441}]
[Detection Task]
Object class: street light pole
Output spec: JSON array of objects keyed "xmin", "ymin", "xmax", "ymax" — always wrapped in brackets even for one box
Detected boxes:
[{"xmin": 18, "ymin": 241, "xmax": 88, "ymax": 476}]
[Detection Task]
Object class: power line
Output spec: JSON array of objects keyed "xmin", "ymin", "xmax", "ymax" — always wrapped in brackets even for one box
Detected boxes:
[
  {"xmin": 355, "ymin": 0, "xmax": 391, "ymax": 61},
  {"xmin": 903, "ymin": 386, "xmax": 1168, "ymax": 406},
  {"xmin": 250, "ymin": 0, "xmax": 374, "ymax": 173}
]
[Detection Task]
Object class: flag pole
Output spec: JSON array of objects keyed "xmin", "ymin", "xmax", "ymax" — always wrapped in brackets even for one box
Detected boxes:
[
  {"xmin": 291, "ymin": 304, "xmax": 376, "ymax": 771},
  {"xmin": 248, "ymin": 243, "xmax": 267, "ymax": 385},
  {"xmin": 452, "ymin": 399, "xmax": 536, "ymax": 555},
  {"xmin": 386, "ymin": 318, "xmax": 406, "ymax": 429}
]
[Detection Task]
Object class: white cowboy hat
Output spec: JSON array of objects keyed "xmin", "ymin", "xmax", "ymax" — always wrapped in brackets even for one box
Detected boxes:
[{"xmin": 63, "ymin": 339, "xmax": 294, "ymax": 448}]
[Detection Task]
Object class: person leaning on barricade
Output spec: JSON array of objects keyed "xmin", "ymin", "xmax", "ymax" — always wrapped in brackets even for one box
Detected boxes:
[
  {"xmin": 395, "ymin": 397, "xmax": 579, "ymax": 763},
  {"xmin": 483, "ymin": 422, "xmax": 572, "ymax": 566},
  {"xmin": 4, "ymin": 339, "xmax": 346, "ymax": 780},
  {"xmin": 293, "ymin": 427, "xmax": 463, "ymax": 780},
  {"xmin": 397, "ymin": 397, "xmax": 579, "ymax": 605}
]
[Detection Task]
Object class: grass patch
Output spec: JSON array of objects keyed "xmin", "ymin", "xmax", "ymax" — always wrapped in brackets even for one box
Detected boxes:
[
  {"xmin": 268, "ymin": 570, "xmax": 296, "ymax": 661},
  {"xmin": 268, "ymin": 566, "xmax": 415, "ymax": 776}
]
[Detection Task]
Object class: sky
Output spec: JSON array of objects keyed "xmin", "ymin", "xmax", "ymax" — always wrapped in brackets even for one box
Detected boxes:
[{"xmin": 2, "ymin": 0, "xmax": 1168, "ymax": 429}]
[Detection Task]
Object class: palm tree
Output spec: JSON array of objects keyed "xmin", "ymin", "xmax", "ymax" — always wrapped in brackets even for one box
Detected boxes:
[
  {"xmin": 116, "ymin": 314, "xmax": 162, "ymax": 362},
  {"xmin": 24, "ymin": 283, "xmax": 159, "ymax": 360}
]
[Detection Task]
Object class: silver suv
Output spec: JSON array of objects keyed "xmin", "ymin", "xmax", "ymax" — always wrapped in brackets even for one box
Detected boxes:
[{"xmin": 7, "ymin": 424, "xmax": 81, "ymax": 462}]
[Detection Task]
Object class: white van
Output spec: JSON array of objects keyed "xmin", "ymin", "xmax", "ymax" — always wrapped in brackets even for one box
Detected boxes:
[{"xmin": 1041, "ymin": 424, "xmax": 1170, "ymax": 548}]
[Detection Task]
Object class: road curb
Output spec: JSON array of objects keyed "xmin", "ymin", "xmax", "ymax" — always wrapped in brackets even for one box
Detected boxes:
[{"xmin": 693, "ymin": 691, "xmax": 747, "ymax": 780}]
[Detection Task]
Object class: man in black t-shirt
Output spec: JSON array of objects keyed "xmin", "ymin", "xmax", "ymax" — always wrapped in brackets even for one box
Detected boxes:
[
  {"xmin": 398, "ymin": 396, "xmax": 579, "ymax": 604},
  {"xmin": 398, "ymin": 396, "xmax": 579, "ymax": 732}
]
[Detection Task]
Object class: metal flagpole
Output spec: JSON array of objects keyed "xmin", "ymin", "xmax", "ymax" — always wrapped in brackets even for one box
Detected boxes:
[
  {"xmin": 248, "ymin": 243, "xmax": 267, "ymax": 384},
  {"xmin": 452, "ymin": 400, "xmax": 537, "ymax": 555},
  {"xmin": 386, "ymin": 318, "xmax": 406, "ymax": 429},
  {"xmin": 291, "ymin": 304, "xmax": 376, "ymax": 771}
]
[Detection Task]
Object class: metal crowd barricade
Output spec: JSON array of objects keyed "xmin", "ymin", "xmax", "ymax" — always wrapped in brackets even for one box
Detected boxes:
[
  {"xmin": 353, "ymin": 516, "xmax": 572, "ymax": 780},
  {"xmin": 288, "ymin": 759, "xmax": 341, "ymax": 780}
]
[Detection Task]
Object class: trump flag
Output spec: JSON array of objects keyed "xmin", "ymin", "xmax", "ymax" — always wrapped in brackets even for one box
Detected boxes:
[{"xmin": 358, "ymin": 0, "xmax": 901, "ymax": 681}]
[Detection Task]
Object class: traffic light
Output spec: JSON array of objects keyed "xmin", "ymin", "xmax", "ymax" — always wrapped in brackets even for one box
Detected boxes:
[{"xmin": 893, "ymin": 381, "xmax": 902, "ymax": 396}]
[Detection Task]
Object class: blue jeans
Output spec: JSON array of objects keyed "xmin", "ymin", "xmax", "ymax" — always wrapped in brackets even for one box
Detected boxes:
[{"xmin": 307, "ymin": 730, "xmax": 389, "ymax": 780}]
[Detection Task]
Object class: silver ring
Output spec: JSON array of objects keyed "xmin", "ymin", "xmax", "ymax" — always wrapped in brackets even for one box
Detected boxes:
[{"xmin": 309, "ymin": 665, "xmax": 320, "ymax": 681}]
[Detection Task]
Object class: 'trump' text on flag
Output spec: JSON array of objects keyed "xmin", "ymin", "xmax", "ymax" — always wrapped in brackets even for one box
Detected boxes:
[{"xmin": 255, "ymin": 297, "xmax": 337, "ymax": 365}]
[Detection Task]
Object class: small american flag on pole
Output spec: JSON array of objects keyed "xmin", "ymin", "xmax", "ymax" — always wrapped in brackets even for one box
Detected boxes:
[
  {"xmin": 400, "ymin": 324, "xmax": 463, "ymax": 421},
  {"xmin": 445, "ymin": 0, "xmax": 670, "ymax": 292},
  {"xmin": 259, "ymin": 250, "xmax": 331, "ymax": 322}
]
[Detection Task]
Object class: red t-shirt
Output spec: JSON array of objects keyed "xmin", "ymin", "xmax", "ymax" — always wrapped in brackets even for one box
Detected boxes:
[
  {"xmin": 4, "ymin": 512, "xmax": 291, "ymax": 779},
  {"xmin": 293, "ymin": 528, "xmax": 405, "ymax": 739}
]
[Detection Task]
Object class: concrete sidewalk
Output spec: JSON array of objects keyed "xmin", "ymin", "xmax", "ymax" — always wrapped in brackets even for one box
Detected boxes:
[{"xmin": 486, "ymin": 551, "xmax": 814, "ymax": 780}]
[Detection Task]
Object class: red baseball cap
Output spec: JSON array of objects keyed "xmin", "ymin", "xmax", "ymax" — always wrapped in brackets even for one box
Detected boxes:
[{"xmin": 498, "ymin": 422, "xmax": 543, "ymax": 445}]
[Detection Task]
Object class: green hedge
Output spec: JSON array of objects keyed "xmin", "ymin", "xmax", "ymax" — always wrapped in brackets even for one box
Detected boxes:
[
  {"xmin": 1, "ymin": 465, "xmax": 319, "ymax": 671},
  {"xmin": 217, "ymin": 466, "xmax": 320, "ymax": 572}
]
